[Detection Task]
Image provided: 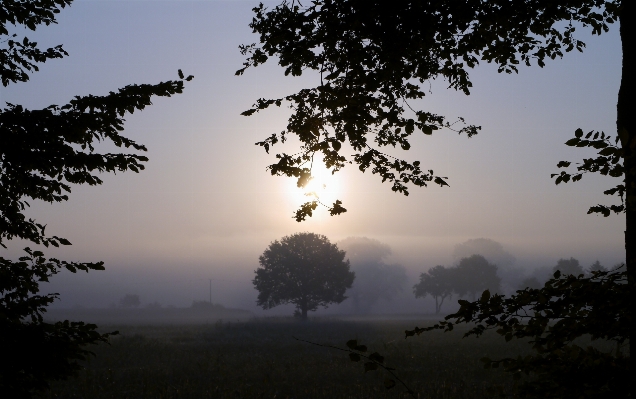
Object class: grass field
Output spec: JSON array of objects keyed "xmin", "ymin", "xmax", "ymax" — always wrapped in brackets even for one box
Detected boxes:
[{"xmin": 38, "ymin": 317, "xmax": 529, "ymax": 399}]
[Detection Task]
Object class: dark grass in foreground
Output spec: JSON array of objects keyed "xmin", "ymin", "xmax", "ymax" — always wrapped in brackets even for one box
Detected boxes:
[{"xmin": 39, "ymin": 318, "xmax": 528, "ymax": 399}]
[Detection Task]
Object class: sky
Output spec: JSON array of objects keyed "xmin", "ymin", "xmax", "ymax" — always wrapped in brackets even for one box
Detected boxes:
[{"xmin": 1, "ymin": 0, "xmax": 625, "ymax": 313}]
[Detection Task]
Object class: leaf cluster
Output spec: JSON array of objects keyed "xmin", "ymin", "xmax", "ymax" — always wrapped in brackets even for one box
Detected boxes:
[
  {"xmin": 552, "ymin": 128, "xmax": 624, "ymax": 217},
  {"xmin": 0, "ymin": 2, "xmax": 192, "ymax": 396},
  {"xmin": 1, "ymin": 0, "xmax": 73, "ymax": 86},
  {"xmin": 0, "ymin": 74, "xmax": 192, "ymax": 247},
  {"xmin": 406, "ymin": 267, "xmax": 629, "ymax": 398},
  {"xmin": 239, "ymin": 0, "xmax": 618, "ymax": 219},
  {"xmin": 0, "ymin": 248, "xmax": 116, "ymax": 398}
]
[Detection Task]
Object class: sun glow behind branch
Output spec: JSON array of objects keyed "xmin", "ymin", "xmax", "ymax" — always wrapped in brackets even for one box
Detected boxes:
[{"xmin": 284, "ymin": 161, "xmax": 342, "ymax": 218}]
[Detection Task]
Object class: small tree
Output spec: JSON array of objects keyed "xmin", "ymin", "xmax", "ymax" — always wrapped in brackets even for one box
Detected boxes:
[
  {"xmin": 587, "ymin": 260, "xmax": 607, "ymax": 275},
  {"xmin": 119, "ymin": 294, "xmax": 140, "ymax": 308},
  {"xmin": 454, "ymin": 255, "xmax": 501, "ymax": 301},
  {"xmin": 253, "ymin": 233, "xmax": 354, "ymax": 320},
  {"xmin": 413, "ymin": 265, "xmax": 454, "ymax": 314},
  {"xmin": 553, "ymin": 257, "xmax": 584, "ymax": 276}
]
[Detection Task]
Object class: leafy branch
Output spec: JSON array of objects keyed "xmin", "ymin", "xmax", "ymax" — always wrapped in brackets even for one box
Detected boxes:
[{"xmin": 551, "ymin": 128, "xmax": 624, "ymax": 217}]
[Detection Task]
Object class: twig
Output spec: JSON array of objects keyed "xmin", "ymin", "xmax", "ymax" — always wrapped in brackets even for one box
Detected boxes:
[{"xmin": 292, "ymin": 336, "xmax": 417, "ymax": 398}]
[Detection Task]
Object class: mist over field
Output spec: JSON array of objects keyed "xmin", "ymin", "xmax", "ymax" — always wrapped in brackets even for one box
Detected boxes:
[
  {"xmin": 1, "ymin": 1, "xmax": 624, "ymax": 321},
  {"xmin": 33, "ymin": 235, "xmax": 623, "ymax": 320}
]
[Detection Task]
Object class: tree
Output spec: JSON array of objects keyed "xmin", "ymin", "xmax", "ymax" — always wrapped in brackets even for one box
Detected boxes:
[
  {"xmin": 588, "ymin": 260, "xmax": 608, "ymax": 274},
  {"xmin": 454, "ymin": 255, "xmax": 501, "ymax": 301},
  {"xmin": 453, "ymin": 238, "xmax": 516, "ymax": 268},
  {"xmin": 237, "ymin": 0, "xmax": 634, "ymax": 378},
  {"xmin": 1, "ymin": 1, "xmax": 191, "ymax": 396},
  {"xmin": 553, "ymin": 257, "xmax": 585, "ymax": 276},
  {"xmin": 119, "ymin": 294, "xmax": 140, "ymax": 308},
  {"xmin": 408, "ymin": 267, "xmax": 629, "ymax": 399},
  {"xmin": 413, "ymin": 265, "xmax": 454, "ymax": 315},
  {"xmin": 338, "ymin": 237, "xmax": 407, "ymax": 313},
  {"xmin": 238, "ymin": 1, "xmax": 635, "ymax": 396},
  {"xmin": 454, "ymin": 238, "xmax": 523, "ymax": 293},
  {"xmin": 253, "ymin": 233, "xmax": 354, "ymax": 320}
]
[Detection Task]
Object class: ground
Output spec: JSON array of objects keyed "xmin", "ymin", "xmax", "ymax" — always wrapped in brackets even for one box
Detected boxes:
[{"xmin": 38, "ymin": 317, "xmax": 528, "ymax": 399}]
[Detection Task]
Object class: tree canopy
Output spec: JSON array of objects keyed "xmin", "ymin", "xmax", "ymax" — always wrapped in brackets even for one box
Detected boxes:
[
  {"xmin": 253, "ymin": 232, "xmax": 354, "ymax": 320},
  {"xmin": 413, "ymin": 265, "xmax": 454, "ymax": 315},
  {"xmin": 240, "ymin": 3, "xmax": 634, "ymax": 393},
  {"xmin": 553, "ymin": 257, "xmax": 585, "ymax": 276},
  {"xmin": 0, "ymin": 0, "xmax": 191, "ymax": 396},
  {"xmin": 238, "ymin": 0, "xmax": 620, "ymax": 220}
]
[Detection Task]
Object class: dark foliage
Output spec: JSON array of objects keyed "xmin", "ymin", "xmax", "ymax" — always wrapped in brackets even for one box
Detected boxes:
[
  {"xmin": 0, "ymin": 1, "xmax": 191, "ymax": 396},
  {"xmin": 240, "ymin": 1, "xmax": 634, "ymax": 397},
  {"xmin": 454, "ymin": 255, "xmax": 501, "ymax": 300},
  {"xmin": 407, "ymin": 268, "xmax": 629, "ymax": 399},
  {"xmin": 552, "ymin": 257, "xmax": 584, "ymax": 277},
  {"xmin": 0, "ymin": 250, "xmax": 113, "ymax": 398},
  {"xmin": 238, "ymin": 0, "xmax": 619, "ymax": 220},
  {"xmin": 413, "ymin": 265, "xmax": 454, "ymax": 315},
  {"xmin": 253, "ymin": 232, "xmax": 354, "ymax": 319}
]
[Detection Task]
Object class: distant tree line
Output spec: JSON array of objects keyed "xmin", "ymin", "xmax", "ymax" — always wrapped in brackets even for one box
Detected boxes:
[
  {"xmin": 414, "ymin": 255, "xmax": 501, "ymax": 314},
  {"xmin": 415, "ymin": 255, "xmax": 618, "ymax": 314}
]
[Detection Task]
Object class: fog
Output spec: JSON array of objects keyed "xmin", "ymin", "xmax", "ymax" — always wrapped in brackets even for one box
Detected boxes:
[
  {"xmin": 2, "ymin": 1, "xmax": 624, "ymax": 320},
  {"xmin": 30, "ymin": 235, "xmax": 622, "ymax": 319}
]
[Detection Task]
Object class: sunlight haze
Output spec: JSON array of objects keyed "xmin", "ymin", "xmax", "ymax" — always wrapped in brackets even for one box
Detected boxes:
[{"xmin": 1, "ymin": 0, "xmax": 624, "ymax": 314}]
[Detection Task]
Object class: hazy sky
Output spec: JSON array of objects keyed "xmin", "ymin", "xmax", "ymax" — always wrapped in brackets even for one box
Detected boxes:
[{"xmin": 1, "ymin": 1, "xmax": 625, "ymax": 311}]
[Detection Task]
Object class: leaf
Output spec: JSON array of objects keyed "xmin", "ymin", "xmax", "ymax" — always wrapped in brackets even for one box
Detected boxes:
[
  {"xmin": 346, "ymin": 340, "xmax": 358, "ymax": 350},
  {"xmin": 565, "ymin": 138, "xmax": 580, "ymax": 146},
  {"xmin": 575, "ymin": 128, "xmax": 583, "ymax": 138},
  {"xmin": 369, "ymin": 352, "xmax": 384, "ymax": 363},
  {"xmin": 178, "ymin": 69, "xmax": 184, "ymax": 79},
  {"xmin": 383, "ymin": 378, "xmax": 396, "ymax": 389},
  {"xmin": 434, "ymin": 176, "xmax": 449, "ymax": 187},
  {"xmin": 364, "ymin": 362, "xmax": 378, "ymax": 372}
]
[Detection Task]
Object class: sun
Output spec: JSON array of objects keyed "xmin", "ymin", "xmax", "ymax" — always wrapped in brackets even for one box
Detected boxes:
[{"xmin": 287, "ymin": 163, "xmax": 341, "ymax": 211}]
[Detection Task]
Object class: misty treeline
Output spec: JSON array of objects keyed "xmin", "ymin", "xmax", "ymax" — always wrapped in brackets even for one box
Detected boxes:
[
  {"xmin": 415, "ymin": 250, "xmax": 619, "ymax": 315},
  {"xmin": 337, "ymin": 237, "xmax": 407, "ymax": 314},
  {"xmin": 414, "ymin": 255, "xmax": 500, "ymax": 314}
]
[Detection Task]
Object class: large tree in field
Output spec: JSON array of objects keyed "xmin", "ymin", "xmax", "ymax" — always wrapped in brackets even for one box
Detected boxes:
[
  {"xmin": 237, "ymin": 0, "xmax": 632, "ymax": 396},
  {"xmin": 254, "ymin": 232, "xmax": 354, "ymax": 320},
  {"xmin": 0, "ymin": 1, "xmax": 191, "ymax": 396}
]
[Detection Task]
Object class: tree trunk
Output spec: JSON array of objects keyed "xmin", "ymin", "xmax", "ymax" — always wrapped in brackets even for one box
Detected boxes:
[
  {"xmin": 618, "ymin": 3, "xmax": 635, "ymax": 396},
  {"xmin": 299, "ymin": 298, "xmax": 308, "ymax": 321},
  {"xmin": 301, "ymin": 306, "xmax": 308, "ymax": 321},
  {"xmin": 434, "ymin": 296, "xmax": 440, "ymax": 314}
]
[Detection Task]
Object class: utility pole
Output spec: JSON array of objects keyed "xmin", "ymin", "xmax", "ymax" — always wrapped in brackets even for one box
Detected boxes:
[{"xmin": 209, "ymin": 279, "xmax": 212, "ymax": 304}]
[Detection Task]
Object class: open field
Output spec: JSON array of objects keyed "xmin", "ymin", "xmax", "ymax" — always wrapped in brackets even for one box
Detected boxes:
[
  {"xmin": 45, "ymin": 307, "xmax": 253, "ymax": 325},
  {"xmin": 37, "ymin": 317, "xmax": 530, "ymax": 399}
]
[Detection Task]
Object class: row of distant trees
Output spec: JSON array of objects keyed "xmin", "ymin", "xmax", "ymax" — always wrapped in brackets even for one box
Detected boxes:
[
  {"xmin": 414, "ymin": 255, "xmax": 500, "ymax": 314},
  {"xmin": 253, "ymin": 233, "xmax": 617, "ymax": 318},
  {"xmin": 415, "ymin": 256, "xmax": 617, "ymax": 314}
]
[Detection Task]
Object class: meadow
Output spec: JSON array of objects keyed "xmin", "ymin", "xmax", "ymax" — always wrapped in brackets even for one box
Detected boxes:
[{"xmin": 38, "ymin": 317, "xmax": 528, "ymax": 399}]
